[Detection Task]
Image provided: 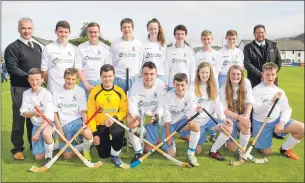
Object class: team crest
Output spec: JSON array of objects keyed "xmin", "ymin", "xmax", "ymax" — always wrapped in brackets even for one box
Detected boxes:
[
  {"xmin": 153, "ymin": 92, "xmax": 157, "ymax": 98},
  {"xmin": 39, "ymin": 101, "xmax": 43, "ymax": 107},
  {"xmin": 72, "ymin": 95, "xmax": 77, "ymax": 101},
  {"xmin": 131, "ymin": 47, "xmax": 135, "ymax": 51},
  {"xmin": 68, "ymin": 51, "xmax": 72, "ymax": 57},
  {"xmin": 97, "ymin": 50, "xmax": 101, "ymax": 55}
]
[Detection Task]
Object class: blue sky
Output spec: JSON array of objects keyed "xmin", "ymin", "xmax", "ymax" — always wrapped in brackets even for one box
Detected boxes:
[{"xmin": 1, "ymin": 1, "xmax": 304, "ymax": 52}]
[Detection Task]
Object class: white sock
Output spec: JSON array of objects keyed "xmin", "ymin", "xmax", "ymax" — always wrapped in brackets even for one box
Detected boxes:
[
  {"xmin": 187, "ymin": 131, "xmax": 200, "ymax": 156},
  {"xmin": 282, "ymin": 134, "xmax": 301, "ymax": 150},
  {"xmin": 238, "ymin": 133, "xmax": 251, "ymax": 153},
  {"xmin": 210, "ymin": 132, "xmax": 229, "ymax": 153},
  {"xmin": 75, "ymin": 143, "xmax": 84, "ymax": 152},
  {"xmin": 110, "ymin": 146, "xmax": 121, "ymax": 156},
  {"xmin": 129, "ymin": 128, "xmax": 143, "ymax": 154},
  {"xmin": 44, "ymin": 141, "xmax": 54, "ymax": 159},
  {"xmin": 83, "ymin": 138, "xmax": 93, "ymax": 151}
]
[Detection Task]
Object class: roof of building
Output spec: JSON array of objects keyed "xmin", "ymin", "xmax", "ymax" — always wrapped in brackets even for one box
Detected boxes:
[{"xmin": 32, "ymin": 36, "xmax": 53, "ymax": 46}]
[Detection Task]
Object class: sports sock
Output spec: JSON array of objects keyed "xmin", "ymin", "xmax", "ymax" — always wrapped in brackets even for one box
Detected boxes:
[
  {"xmin": 187, "ymin": 131, "xmax": 200, "ymax": 156},
  {"xmin": 282, "ymin": 134, "xmax": 301, "ymax": 150},
  {"xmin": 110, "ymin": 146, "xmax": 121, "ymax": 156},
  {"xmin": 83, "ymin": 137, "xmax": 93, "ymax": 151},
  {"xmin": 239, "ymin": 133, "xmax": 250, "ymax": 153},
  {"xmin": 75, "ymin": 143, "xmax": 84, "ymax": 151},
  {"xmin": 44, "ymin": 141, "xmax": 54, "ymax": 159},
  {"xmin": 210, "ymin": 132, "xmax": 229, "ymax": 153},
  {"xmin": 128, "ymin": 128, "xmax": 143, "ymax": 154}
]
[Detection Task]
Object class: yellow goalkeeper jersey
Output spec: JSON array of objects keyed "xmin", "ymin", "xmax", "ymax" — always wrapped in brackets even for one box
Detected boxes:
[{"xmin": 88, "ymin": 84, "xmax": 128, "ymax": 133}]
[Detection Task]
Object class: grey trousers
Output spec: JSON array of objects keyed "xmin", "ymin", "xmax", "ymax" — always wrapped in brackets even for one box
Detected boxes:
[{"xmin": 10, "ymin": 86, "xmax": 33, "ymax": 154}]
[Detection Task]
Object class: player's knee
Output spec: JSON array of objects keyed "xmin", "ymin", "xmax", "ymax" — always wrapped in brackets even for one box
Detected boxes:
[
  {"xmin": 240, "ymin": 127, "xmax": 250, "ymax": 135},
  {"xmin": 34, "ymin": 154, "xmax": 45, "ymax": 161},
  {"xmin": 223, "ymin": 125, "xmax": 232, "ymax": 134},
  {"xmin": 63, "ymin": 152, "xmax": 73, "ymax": 159},
  {"xmin": 261, "ymin": 149, "xmax": 272, "ymax": 156},
  {"xmin": 190, "ymin": 121, "xmax": 200, "ymax": 132},
  {"xmin": 42, "ymin": 129, "xmax": 53, "ymax": 139},
  {"xmin": 82, "ymin": 128, "xmax": 93, "ymax": 139},
  {"xmin": 195, "ymin": 146, "xmax": 202, "ymax": 154},
  {"xmin": 298, "ymin": 122, "xmax": 304, "ymax": 138}
]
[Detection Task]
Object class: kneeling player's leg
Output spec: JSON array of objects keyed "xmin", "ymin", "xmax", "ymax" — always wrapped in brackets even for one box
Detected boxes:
[
  {"xmin": 109, "ymin": 122, "xmax": 125, "ymax": 156},
  {"xmin": 81, "ymin": 127, "xmax": 93, "ymax": 161},
  {"xmin": 127, "ymin": 114, "xmax": 142, "ymax": 154},
  {"xmin": 183, "ymin": 121, "xmax": 200, "ymax": 166},
  {"xmin": 95, "ymin": 125, "xmax": 111, "ymax": 158},
  {"xmin": 226, "ymin": 120, "xmax": 239, "ymax": 152},
  {"xmin": 280, "ymin": 120, "xmax": 304, "ymax": 160},
  {"xmin": 161, "ymin": 123, "xmax": 177, "ymax": 157},
  {"xmin": 61, "ymin": 119, "xmax": 82, "ymax": 159},
  {"xmin": 144, "ymin": 123, "xmax": 159, "ymax": 153},
  {"xmin": 210, "ymin": 119, "xmax": 233, "ymax": 161},
  {"xmin": 32, "ymin": 125, "xmax": 46, "ymax": 161},
  {"xmin": 42, "ymin": 125, "xmax": 54, "ymax": 160},
  {"xmin": 252, "ymin": 118, "xmax": 274, "ymax": 156}
]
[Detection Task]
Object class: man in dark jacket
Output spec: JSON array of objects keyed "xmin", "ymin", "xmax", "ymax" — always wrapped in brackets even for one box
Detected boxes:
[
  {"xmin": 244, "ymin": 24, "xmax": 282, "ymax": 88},
  {"xmin": 244, "ymin": 24, "xmax": 285, "ymax": 139},
  {"xmin": 4, "ymin": 17, "xmax": 42, "ymax": 160}
]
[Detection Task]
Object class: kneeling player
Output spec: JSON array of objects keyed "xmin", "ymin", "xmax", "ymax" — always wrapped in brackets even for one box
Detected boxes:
[
  {"xmin": 88, "ymin": 64, "xmax": 127, "ymax": 167},
  {"xmin": 20, "ymin": 68, "xmax": 55, "ymax": 162},
  {"xmin": 127, "ymin": 61, "xmax": 167, "ymax": 163},
  {"xmin": 162, "ymin": 73, "xmax": 200, "ymax": 166},
  {"xmin": 53, "ymin": 68, "xmax": 93, "ymax": 160},
  {"xmin": 252, "ymin": 62, "xmax": 304, "ymax": 160}
]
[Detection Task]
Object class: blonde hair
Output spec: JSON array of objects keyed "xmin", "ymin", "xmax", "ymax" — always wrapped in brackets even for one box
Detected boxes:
[
  {"xmin": 262, "ymin": 62, "xmax": 278, "ymax": 72},
  {"xmin": 201, "ymin": 30, "xmax": 213, "ymax": 38},
  {"xmin": 225, "ymin": 30, "xmax": 238, "ymax": 38},
  {"xmin": 194, "ymin": 62, "xmax": 217, "ymax": 100},
  {"xmin": 225, "ymin": 65, "xmax": 246, "ymax": 114}
]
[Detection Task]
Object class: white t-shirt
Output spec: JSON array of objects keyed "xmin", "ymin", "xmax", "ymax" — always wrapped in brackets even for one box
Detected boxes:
[
  {"xmin": 164, "ymin": 45, "xmax": 196, "ymax": 87},
  {"xmin": 219, "ymin": 78, "xmax": 254, "ymax": 120},
  {"xmin": 190, "ymin": 83, "xmax": 225, "ymax": 126},
  {"xmin": 111, "ymin": 38, "xmax": 143, "ymax": 79},
  {"xmin": 218, "ymin": 46, "xmax": 244, "ymax": 76},
  {"xmin": 53, "ymin": 85, "xmax": 87, "ymax": 127},
  {"xmin": 128, "ymin": 79, "xmax": 167, "ymax": 119},
  {"xmin": 195, "ymin": 48, "xmax": 223, "ymax": 79},
  {"xmin": 78, "ymin": 41, "xmax": 112, "ymax": 80},
  {"xmin": 20, "ymin": 88, "xmax": 54, "ymax": 126},
  {"xmin": 41, "ymin": 41, "xmax": 82, "ymax": 93},
  {"xmin": 252, "ymin": 82, "xmax": 292, "ymax": 124},
  {"xmin": 142, "ymin": 40, "xmax": 166, "ymax": 76},
  {"xmin": 162, "ymin": 89, "xmax": 197, "ymax": 124}
]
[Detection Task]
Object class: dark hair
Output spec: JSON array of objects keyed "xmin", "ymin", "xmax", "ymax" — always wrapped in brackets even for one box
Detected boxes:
[
  {"xmin": 64, "ymin": 68, "xmax": 78, "ymax": 78},
  {"xmin": 56, "ymin": 20, "xmax": 71, "ymax": 31},
  {"xmin": 100, "ymin": 64, "xmax": 115, "ymax": 75},
  {"xmin": 225, "ymin": 30, "xmax": 238, "ymax": 38},
  {"xmin": 147, "ymin": 18, "xmax": 166, "ymax": 47},
  {"xmin": 173, "ymin": 73, "xmax": 188, "ymax": 83},
  {"xmin": 142, "ymin": 61, "xmax": 157, "ymax": 71},
  {"xmin": 28, "ymin": 68, "xmax": 42, "ymax": 77},
  {"xmin": 87, "ymin": 22, "xmax": 100, "ymax": 31},
  {"xmin": 253, "ymin": 24, "xmax": 265, "ymax": 34},
  {"xmin": 174, "ymin": 24, "xmax": 187, "ymax": 35},
  {"xmin": 120, "ymin": 18, "xmax": 134, "ymax": 29}
]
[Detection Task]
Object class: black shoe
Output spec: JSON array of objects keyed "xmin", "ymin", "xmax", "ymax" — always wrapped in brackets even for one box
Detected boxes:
[
  {"xmin": 111, "ymin": 155, "xmax": 123, "ymax": 167},
  {"xmin": 209, "ymin": 134, "xmax": 217, "ymax": 143},
  {"xmin": 130, "ymin": 153, "xmax": 142, "ymax": 164},
  {"xmin": 273, "ymin": 132, "xmax": 285, "ymax": 139}
]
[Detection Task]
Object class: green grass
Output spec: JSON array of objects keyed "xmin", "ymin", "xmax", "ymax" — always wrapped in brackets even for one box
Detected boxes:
[{"xmin": 1, "ymin": 67, "xmax": 304, "ymax": 182}]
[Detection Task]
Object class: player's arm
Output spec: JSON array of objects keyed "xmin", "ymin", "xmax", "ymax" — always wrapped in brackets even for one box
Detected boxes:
[
  {"xmin": 87, "ymin": 89, "xmax": 98, "ymax": 135},
  {"xmin": 4, "ymin": 45, "xmax": 28, "ymax": 78}
]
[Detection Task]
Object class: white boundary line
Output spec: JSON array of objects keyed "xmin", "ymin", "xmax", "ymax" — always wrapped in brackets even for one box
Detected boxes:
[{"xmin": 1, "ymin": 92, "xmax": 10, "ymax": 95}]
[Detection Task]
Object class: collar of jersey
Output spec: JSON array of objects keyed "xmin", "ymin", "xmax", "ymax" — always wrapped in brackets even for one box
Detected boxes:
[{"xmin": 101, "ymin": 84, "xmax": 114, "ymax": 91}]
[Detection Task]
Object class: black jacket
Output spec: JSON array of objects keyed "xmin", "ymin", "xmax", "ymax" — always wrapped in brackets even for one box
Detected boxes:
[{"xmin": 243, "ymin": 39, "xmax": 281, "ymax": 88}]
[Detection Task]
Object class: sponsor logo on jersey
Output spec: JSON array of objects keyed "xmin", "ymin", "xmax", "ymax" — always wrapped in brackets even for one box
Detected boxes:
[
  {"xmin": 84, "ymin": 56, "xmax": 102, "ymax": 61},
  {"xmin": 58, "ymin": 103, "xmax": 63, "ymax": 108},
  {"xmin": 138, "ymin": 100, "xmax": 158, "ymax": 107},
  {"xmin": 119, "ymin": 52, "xmax": 136, "ymax": 58},
  {"xmin": 53, "ymin": 58, "xmax": 60, "ymax": 64},
  {"xmin": 170, "ymin": 109, "xmax": 186, "ymax": 116},
  {"xmin": 102, "ymin": 108, "xmax": 118, "ymax": 113},
  {"xmin": 198, "ymin": 97, "xmax": 210, "ymax": 103},
  {"xmin": 145, "ymin": 52, "xmax": 163, "ymax": 59},
  {"xmin": 172, "ymin": 58, "xmax": 187, "ymax": 64},
  {"xmin": 262, "ymin": 99, "xmax": 268, "ymax": 103},
  {"xmin": 59, "ymin": 103, "xmax": 77, "ymax": 108},
  {"xmin": 223, "ymin": 60, "xmax": 229, "ymax": 66}
]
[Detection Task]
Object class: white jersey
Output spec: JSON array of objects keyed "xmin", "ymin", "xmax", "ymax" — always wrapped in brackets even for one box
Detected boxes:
[
  {"xmin": 195, "ymin": 49, "xmax": 223, "ymax": 80},
  {"xmin": 218, "ymin": 46, "xmax": 244, "ymax": 76},
  {"xmin": 111, "ymin": 38, "xmax": 143, "ymax": 79},
  {"xmin": 165, "ymin": 45, "xmax": 196, "ymax": 87},
  {"xmin": 219, "ymin": 78, "xmax": 254, "ymax": 120},
  {"xmin": 162, "ymin": 89, "xmax": 197, "ymax": 124},
  {"xmin": 20, "ymin": 88, "xmax": 54, "ymax": 126},
  {"xmin": 41, "ymin": 41, "xmax": 82, "ymax": 93},
  {"xmin": 190, "ymin": 83, "xmax": 225, "ymax": 126},
  {"xmin": 128, "ymin": 79, "xmax": 167, "ymax": 119},
  {"xmin": 53, "ymin": 85, "xmax": 87, "ymax": 127},
  {"xmin": 252, "ymin": 83, "xmax": 292, "ymax": 124},
  {"xmin": 142, "ymin": 40, "xmax": 166, "ymax": 76},
  {"xmin": 78, "ymin": 41, "xmax": 112, "ymax": 80}
]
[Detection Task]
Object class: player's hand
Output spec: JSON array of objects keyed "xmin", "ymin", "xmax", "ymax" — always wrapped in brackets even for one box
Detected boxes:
[
  {"xmin": 274, "ymin": 121, "xmax": 285, "ymax": 134},
  {"xmin": 196, "ymin": 106, "xmax": 201, "ymax": 113},
  {"xmin": 105, "ymin": 118, "xmax": 114, "ymax": 127},
  {"xmin": 135, "ymin": 115, "xmax": 141, "ymax": 123},
  {"xmin": 85, "ymin": 83, "xmax": 94, "ymax": 92},
  {"xmin": 32, "ymin": 133, "xmax": 40, "ymax": 142},
  {"xmin": 272, "ymin": 92, "xmax": 282, "ymax": 103},
  {"xmin": 222, "ymin": 119, "xmax": 233, "ymax": 127},
  {"xmin": 149, "ymin": 114, "xmax": 158, "ymax": 124},
  {"xmin": 33, "ymin": 111, "xmax": 41, "ymax": 118},
  {"xmin": 238, "ymin": 115, "xmax": 251, "ymax": 128},
  {"xmin": 93, "ymin": 136, "xmax": 100, "ymax": 145}
]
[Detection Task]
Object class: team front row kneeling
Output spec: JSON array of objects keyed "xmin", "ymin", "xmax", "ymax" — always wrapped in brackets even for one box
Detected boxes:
[{"xmin": 20, "ymin": 61, "xmax": 304, "ymax": 167}]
